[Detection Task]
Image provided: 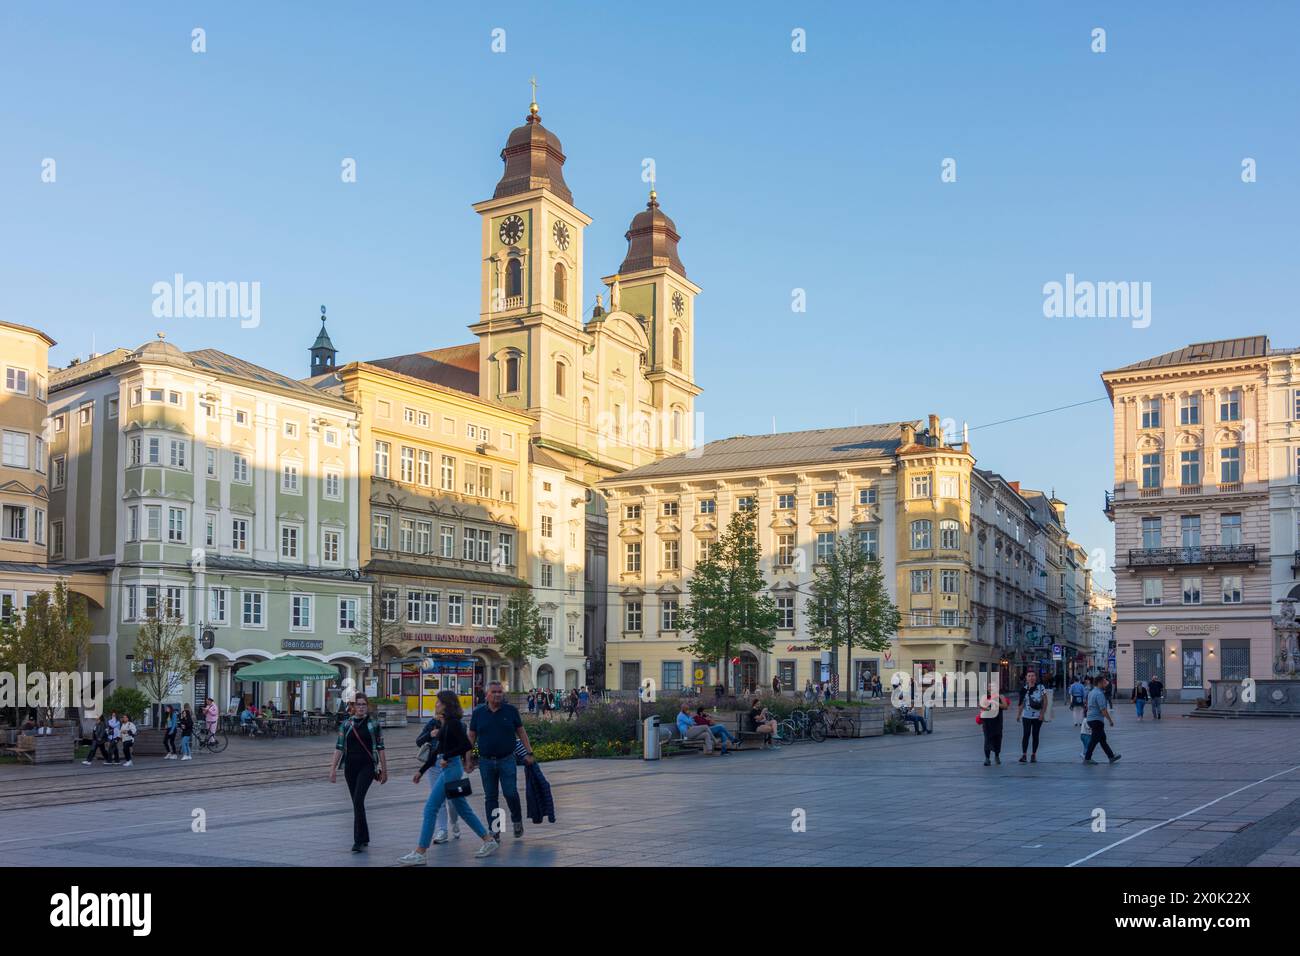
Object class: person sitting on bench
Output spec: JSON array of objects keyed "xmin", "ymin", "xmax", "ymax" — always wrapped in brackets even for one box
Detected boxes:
[
  {"xmin": 693, "ymin": 706, "xmax": 738, "ymax": 754},
  {"xmin": 748, "ymin": 699, "xmax": 778, "ymax": 741},
  {"xmin": 896, "ymin": 703, "xmax": 929, "ymax": 735},
  {"xmin": 675, "ymin": 701, "xmax": 715, "ymax": 753}
]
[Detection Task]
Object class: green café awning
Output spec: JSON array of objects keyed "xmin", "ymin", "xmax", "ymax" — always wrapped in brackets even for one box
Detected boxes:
[{"xmin": 233, "ymin": 655, "xmax": 339, "ymax": 682}]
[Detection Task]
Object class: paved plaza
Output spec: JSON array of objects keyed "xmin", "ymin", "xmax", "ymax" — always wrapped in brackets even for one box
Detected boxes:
[{"xmin": 2, "ymin": 705, "xmax": 1298, "ymax": 867}]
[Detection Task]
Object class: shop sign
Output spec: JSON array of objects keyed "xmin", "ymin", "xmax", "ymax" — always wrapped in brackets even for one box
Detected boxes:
[
  {"xmin": 786, "ymin": 644, "xmax": 819, "ymax": 652},
  {"xmin": 405, "ymin": 631, "xmax": 497, "ymax": 646},
  {"xmin": 422, "ymin": 646, "xmax": 479, "ymax": 658},
  {"xmin": 282, "ymin": 639, "xmax": 324, "ymax": 651}
]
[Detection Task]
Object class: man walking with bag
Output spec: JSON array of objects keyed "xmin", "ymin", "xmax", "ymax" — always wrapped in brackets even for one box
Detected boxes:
[
  {"xmin": 468, "ymin": 681, "xmax": 534, "ymax": 841},
  {"xmin": 1083, "ymin": 676, "xmax": 1121, "ymax": 765}
]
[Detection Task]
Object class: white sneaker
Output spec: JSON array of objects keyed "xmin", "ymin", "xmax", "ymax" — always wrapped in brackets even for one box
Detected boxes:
[
  {"xmin": 82, "ymin": 760, "xmax": 92, "ymax": 766},
  {"xmin": 431, "ymin": 830, "xmax": 448, "ymax": 845},
  {"xmin": 396, "ymin": 851, "xmax": 427, "ymax": 866},
  {"xmin": 452, "ymin": 822, "xmax": 462, "ymax": 839},
  {"xmin": 181, "ymin": 755, "xmax": 192, "ymax": 760},
  {"xmin": 474, "ymin": 840, "xmax": 500, "ymax": 859},
  {"xmin": 123, "ymin": 760, "xmax": 132, "ymax": 767}
]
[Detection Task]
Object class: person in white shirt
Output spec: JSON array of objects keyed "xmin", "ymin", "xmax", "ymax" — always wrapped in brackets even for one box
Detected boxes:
[
  {"xmin": 120, "ymin": 714, "xmax": 138, "ymax": 767},
  {"xmin": 106, "ymin": 711, "xmax": 122, "ymax": 764}
]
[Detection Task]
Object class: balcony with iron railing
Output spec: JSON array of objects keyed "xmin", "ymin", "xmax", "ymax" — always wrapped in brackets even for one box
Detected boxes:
[{"xmin": 1126, "ymin": 544, "xmax": 1257, "ymax": 568}]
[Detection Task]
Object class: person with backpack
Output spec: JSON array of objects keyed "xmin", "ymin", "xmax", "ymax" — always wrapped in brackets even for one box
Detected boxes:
[
  {"xmin": 398, "ymin": 690, "xmax": 496, "ymax": 864},
  {"xmin": 1068, "ymin": 676, "xmax": 1087, "ymax": 727},
  {"xmin": 1016, "ymin": 670, "xmax": 1047, "ymax": 763},
  {"xmin": 329, "ymin": 693, "xmax": 388, "ymax": 852},
  {"xmin": 83, "ymin": 714, "xmax": 113, "ymax": 766},
  {"xmin": 1148, "ymin": 675, "xmax": 1165, "ymax": 720},
  {"xmin": 162, "ymin": 704, "xmax": 179, "ymax": 759},
  {"xmin": 178, "ymin": 703, "xmax": 195, "ymax": 760},
  {"xmin": 119, "ymin": 713, "xmax": 138, "ymax": 767}
]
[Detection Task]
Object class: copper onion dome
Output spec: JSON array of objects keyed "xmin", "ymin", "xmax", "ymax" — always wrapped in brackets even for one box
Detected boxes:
[
  {"xmin": 618, "ymin": 188, "xmax": 686, "ymax": 276},
  {"xmin": 493, "ymin": 100, "xmax": 573, "ymax": 204}
]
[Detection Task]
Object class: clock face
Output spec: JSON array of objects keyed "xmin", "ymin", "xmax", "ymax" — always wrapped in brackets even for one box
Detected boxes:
[
  {"xmin": 499, "ymin": 214, "xmax": 525, "ymax": 246},
  {"xmin": 671, "ymin": 291, "xmax": 686, "ymax": 317},
  {"xmin": 552, "ymin": 220, "xmax": 571, "ymax": 251}
]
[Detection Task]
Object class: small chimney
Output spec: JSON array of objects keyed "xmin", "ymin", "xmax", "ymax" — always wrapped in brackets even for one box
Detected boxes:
[
  {"xmin": 928, "ymin": 413, "xmax": 941, "ymax": 441},
  {"xmin": 900, "ymin": 422, "xmax": 915, "ymax": 445}
]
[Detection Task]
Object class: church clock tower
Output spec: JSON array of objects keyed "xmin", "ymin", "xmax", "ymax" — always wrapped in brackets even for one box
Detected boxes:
[{"xmin": 470, "ymin": 90, "xmax": 591, "ymax": 436}]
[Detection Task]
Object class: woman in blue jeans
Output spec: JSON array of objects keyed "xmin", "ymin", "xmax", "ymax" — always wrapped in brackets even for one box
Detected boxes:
[
  {"xmin": 415, "ymin": 713, "xmax": 460, "ymax": 842},
  {"xmin": 398, "ymin": 691, "xmax": 497, "ymax": 864}
]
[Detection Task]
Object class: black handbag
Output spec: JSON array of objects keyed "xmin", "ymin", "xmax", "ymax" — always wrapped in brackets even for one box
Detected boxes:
[{"xmin": 444, "ymin": 776, "xmax": 472, "ymax": 798}]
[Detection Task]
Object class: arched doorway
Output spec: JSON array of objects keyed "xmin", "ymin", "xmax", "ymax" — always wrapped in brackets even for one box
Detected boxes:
[
  {"xmin": 737, "ymin": 652, "xmax": 760, "ymax": 695},
  {"xmin": 536, "ymin": 665, "xmax": 555, "ymax": 690}
]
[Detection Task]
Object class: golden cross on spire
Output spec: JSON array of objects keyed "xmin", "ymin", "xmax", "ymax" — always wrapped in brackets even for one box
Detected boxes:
[{"xmin": 529, "ymin": 76, "xmax": 538, "ymax": 114}]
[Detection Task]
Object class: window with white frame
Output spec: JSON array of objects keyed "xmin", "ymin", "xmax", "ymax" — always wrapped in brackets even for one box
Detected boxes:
[
  {"xmin": 499, "ymin": 469, "xmax": 514, "ymax": 502},
  {"xmin": 663, "ymin": 539, "xmax": 680, "ymax": 570},
  {"xmin": 471, "ymin": 595, "xmax": 486, "ymax": 627},
  {"xmin": 280, "ymin": 524, "xmax": 300, "ymax": 559},
  {"xmin": 400, "ymin": 446, "xmax": 414, "ymax": 483},
  {"xmin": 911, "ymin": 570, "xmax": 932, "ymax": 593},
  {"xmin": 206, "ymin": 448, "xmax": 217, "ymax": 477},
  {"xmin": 324, "ymin": 469, "xmax": 342, "ymax": 499},
  {"xmin": 485, "ymin": 596, "xmax": 501, "ymax": 628},
  {"xmin": 1180, "ymin": 394, "xmax": 1200, "ymax": 425},
  {"xmin": 205, "ymin": 513, "xmax": 217, "ymax": 548},
  {"xmin": 911, "ymin": 520, "xmax": 932, "ymax": 550},
  {"xmin": 541, "ymin": 515, "xmax": 553, "ymax": 538},
  {"xmin": 1182, "ymin": 577, "xmax": 1202, "ymax": 605},
  {"xmin": 2, "ymin": 505, "xmax": 27, "ymax": 541},
  {"xmin": 400, "ymin": 519, "xmax": 415, "ymax": 553},
  {"xmin": 164, "ymin": 586, "xmax": 184, "ymax": 621},
  {"xmin": 209, "ymin": 587, "xmax": 229, "ymax": 625},
  {"xmin": 233, "ymin": 454, "xmax": 250, "ymax": 483},
  {"xmin": 625, "ymin": 601, "xmax": 642, "ymax": 632},
  {"xmin": 446, "ymin": 594, "xmax": 463, "ymax": 626},
  {"xmin": 625, "ymin": 541, "xmax": 642, "ymax": 573},
  {"xmin": 338, "ymin": 597, "xmax": 359, "ymax": 632},
  {"xmin": 858, "ymin": 529, "xmax": 878, "ymax": 559},
  {"xmin": 1219, "ymin": 389, "xmax": 1241, "ymax": 422},
  {"xmin": 440, "ymin": 524, "xmax": 454, "ymax": 558},
  {"xmin": 235, "ymin": 409, "xmax": 248, "ymax": 425},
  {"xmin": 1141, "ymin": 397, "xmax": 1161, "ymax": 429},
  {"xmin": 33, "ymin": 508, "xmax": 45, "ymax": 546},
  {"xmin": 699, "ymin": 498, "xmax": 716, "ymax": 514},
  {"xmin": 127, "ymin": 506, "xmax": 139, "ymax": 542},
  {"xmin": 144, "ymin": 505, "xmax": 162, "ymax": 540},
  {"xmin": 323, "ymin": 529, "xmax": 341, "ymax": 563},
  {"xmin": 242, "ymin": 590, "xmax": 265, "ymax": 627},
  {"xmin": 167, "ymin": 507, "xmax": 187, "ymax": 543},
  {"xmin": 282, "ymin": 462, "xmax": 300, "ymax": 492},
  {"xmin": 34, "ymin": 437, "xmax": 44, "ymax": 474},
  {"xmin": 1142, "ymin": 578, "xmax": 1163, "ymax": 606},
  {"xmin": 231, "ymin": 518, "xmax": 249, "ymax": 552},
  {"xmin": 625, "ymin": 504, "xmax": 642, "ymax": 520},
  {"xmin": 540, "ymin": 563, "xmax": 553, "ymax": 588},
  {"xmin": 284, "ymin": 421, "xmax": 299, "ymax": 438},
  {"xmin": 415, "ymin": 520, "xmax": 431, "ymax": 555},
  {"xmin": 939, "ymin": 475, "xmax": 959, "ymax": 499},
  {"xmin": 440, "ymin": 455, "xmax": 455, "ymax": 491},
  {"xmin": 2, "ymin": 431, "xmax": 28, "ymax": 468},
  {"xmin": 380, "ymin": 588, "xmax": 398, "ymax": 623},
  {"xmin": 776, "ymin": 533, "xmax": 796, "ymax": 567},
  {"xmin": 940, "ymin": 569, "xmax": 960, "ymax": 594},
  {"xmin": 417, "ymin": 450, "xmax": 431, "ymax": 486},
  {"xmin": 4, "ymin": 367, "xmax": 29, "ymax": 394},
  {"xmin": 372, "ymin": 514, "xmax": 390, "ymax": 551},
  {"xmin": 374, "ymin": 441, "xmax": 390, "ymax": 479},
  {"xmin": 776, "ymin": 596, "xmax": 795, "ymax": 629},
  {"xmin": 1221, "ymin": 575, "xmax": 1242, "ymax": 604},
  {"xmin": 910, "ymin": 474, "xmax": 931, "ymax": 498},
  {"xmin": 291, "ymin": 594, "xmax": 313, "ymax": 630},
  {"xmin": 939, "ymin": 519, "xmax": 960, "ymax": 550},
  {"xmin": 816, "ymin": 532, "xmax": 835, "ymax": 563}
]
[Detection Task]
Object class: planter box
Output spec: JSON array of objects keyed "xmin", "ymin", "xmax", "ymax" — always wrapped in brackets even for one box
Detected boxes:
[
  {"xmin": 837, "ymin": 701, "xmax": 886, "ymax": 738},
  {"xmin": 375, "ymin": 704, "xmax": 408, "ymax": 728},
  {"xmin": 16, "ymin": 730, "xmax": 76, "ymax": 764}
]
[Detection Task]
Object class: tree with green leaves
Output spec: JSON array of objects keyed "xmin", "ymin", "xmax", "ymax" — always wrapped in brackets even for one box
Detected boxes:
[
  {"xmin": 495, "ymin": 587, "xmax": 550, "ymax": 691},
  {"xmin": 805, "ymin": 533, "xmax": 900, "ymax": 700},
  {"xmin": 130, "ymin": 613, "xmax": 197, "ymax": 726},
  {"xmin": 0, "ymin": 581, "xmax": 92, "ymax": 727},
  {"xmin": 677, "ymin": 506, "xmax": 779, "ymax": 694}
]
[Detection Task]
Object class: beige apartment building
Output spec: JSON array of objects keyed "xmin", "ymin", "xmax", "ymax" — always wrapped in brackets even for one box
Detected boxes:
[
  {"xmin": 1265, "ymin": 346, "xmax": 1300, "ymax": 611},
  {"xmin": 1102, "ymin": 337, "xmax": 1273, "ymax": 699},
  {"xmin": 0, "ymin": 321, "xmax": 108, "ymax": 640}
]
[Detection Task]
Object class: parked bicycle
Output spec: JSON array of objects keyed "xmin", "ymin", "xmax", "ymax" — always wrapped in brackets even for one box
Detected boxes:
[{"xmin": 807, "ymin": 707, "xmax": 855, "ymax": 742}]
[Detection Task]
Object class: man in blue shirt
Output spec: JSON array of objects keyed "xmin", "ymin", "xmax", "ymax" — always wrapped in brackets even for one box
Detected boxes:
[
  {"xmin": 1068, "ymin": 677, "xmax": 1087, "ymax": 726},
  {"xmin": 468, "ymin": 681, "xmax": 534, "ymax": 840},
  {"xmin": 1083, "ymin": 676, "xmax": 1120, "ymax": 764},
  {"xmin": 676, "ymin": 701, "xmax": 715, "ymax": 752}
]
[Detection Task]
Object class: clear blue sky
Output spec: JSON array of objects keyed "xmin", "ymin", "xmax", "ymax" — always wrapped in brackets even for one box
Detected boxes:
[{"xmin": 4, "ymin": 2, "xmax": 1298, "ymax": 589}]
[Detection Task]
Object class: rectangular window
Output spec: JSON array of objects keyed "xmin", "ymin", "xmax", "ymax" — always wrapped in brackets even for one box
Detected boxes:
[
  {"xmin": 129, "ymin": 437, "xmax": 143, "ymax": 466},
  {"xmin": 1141, "ymin": 453, "xmax": 1161, "ymax": 489},
  {"xmin": 338, "ymin": 597, "xmax": 358, "ymax": 632},
  {"xmin": 541, "ymin": 515, "xmax": 553, "ymax": 538},
  {"xmin": 698, "ymin": 538, "xmax": 714, "ymax": 563},
  {"xmin": 284, "ymin": 421, "xmax": 299, "ymax": 438},
  {"xmin": 939, "ymin": 475, "xmax": 958, "ymax": 499},
  {"xmin": 1141, "ymin": 516, "xmax": 1161, "ymax": 550},
  {"xmin": 1141, "ymin": 397, "xmax": 1161, "ymax": 429},
  {"xmin": 939, "ymin": 520, "xmax": 960, "ymax": 550},
  {"xmin": 816, "ymin": 531, "xmax": 835, "ymax": 563},
  {"xmin": 660, "ymin": 599, "xmax": 679, "ymax": 631},
  {"xmin": 380, "ymin": 588, "xmax": 398, "ymax": 623},
  {"xmin": 424, "ymin": 592, "xmax": 440, "ymax": 625},
  {"xmin": 323, "ymin": 529, "xmax": 341, "ymax": 563},
  {"xmin": 471, "ymin": 595, "xmax": 486, "ymax": 628},
  {"xmin": 499, "ymin": 469, "xmax": 513, "ymax": 502},
  {"xmin": 777, "ymin": 493, "xmax": 795, "ymax": 510},
  {"xmin": 662, "ymin": 501, "xmax": 679, "ymax": 517},
  {"xmin": 1219, "ymin": 447, "xmax": 1241, "ymax": 483},
  {"xmin": 281, "ymin": 462, "xmax": 300, "ymax": 493},
  {"xmin": 910, "ymin": 570, "xmax": 932, "ymax": 593},
  {"xmin": 1182, "ymin": 577, "xmax": 1202, "ymax": 605},
  {"xmin": 446, "ymin": 594, "xmax": 463, "ymax": 626},
  {"xmin": 663, "ymin": 539, "xmax": 680, "ymax": 571},
  {"xmin": 1181, "ymin": 515, "xmax": 1201, "ymax": 548},
  {"xmin": 940, "ymin": 569, "xmax": 960, "ymax": 594},
  {"xmin": 291, "ymin": 595, "xmax": 313, "ymax": 630},
  {"xmin": 144, "ymin": 505, "xmax": 161, "ymax": 540},
  {"xmin": 736, "ymin": 496, "xmax": 754, "ymax": 511},
  {"xmin": 486, "ymin": 597, "xmax": 500, "ymax": 628},
  {"xmin": 205, "ymin": 513, "xmax": 216, "ymax": 548},
  {"xmin": 407, "ymin": 590, "xmax": 423, "ymax": 624},
  {"xmin": 415, "ymin": 520, "xmax": 431, "ymax": 555},
  {"xmin": 233, "ymin": 454, "xmax": 249, "ymax": 483},
  {"xmin": 540, "ymin": 563, "xmax": 553, "ymax": 588},
  {"xmin": 858, "ymin": 529, "xmax": 878, "ymax": 559},
  {"xmin": 910, "ymin": 520, "xmax": 932, "ymax": 550},
  {"xmin": 661, "ymin": 661, "xmax": 683, "ymax": 692},
  {"xmin": 374, "ymin": 441, "xmax": 390, "ymax": 479},
  {"xmin": 1180, "ymin": 450, "xmax": 1200, "ymax": 486},
  {"xmin": 400, "ymin": 446, "xmax": 415, "ymax": 483},
  {"xmin": 1179, "ymin": 394, "xmax": 1200, "ymax": 425},
  {"xmin": 146, "ymin": 437, "xmax": 161, "ymax": 465},
  {"xmin": 4, "ymin": 367, "xmax": 29, "ymax": 394},
  {"xmin": 34, "ymin": 437, "xmax": 44, "ymax": 473},
  {"xmin": 52, "ymin": 520, "xmax": 64, "ymax": 555},
  {"xmin": 206, "ymin": 448, "xmax": 217, "ymax": 477},
  {"xmin": 1221, "ymin": 575, "xmax": 1242, "ymax": 604},
  {"xmin": 164, "ymin": 586, "xmax": 184, "ymax": 621},
  {"xmin": 776, "ymin": 533, "xmax": 796, "ymax": 567},
  {"xmin": 440, "ymin": 455, "xmax": 455, "ymax": 491},
  {"xmin": 372, "ymin": 514, "xmax": 390, "ymax": 551},
  {"xmin": 625, "ymin": 602, "xmax": 642, "ymax": 632},
  {"xmin": 858, "ymin": 488, "xmax": 878, "ymax": 506},
  {"xmin": 167, "ymin": 507, "xmax": 186, "ymax": 543},
  {"xmin": 625, "ymin": 542, "xmax": 642, "ymax": 573},
  {"xmin": 141, "ymin": 585, "xmax": 159, "ymax": 620},
  {"xmin": 231, "ymin": 518, "xmax": 249, "ymax": 552},
  {"xmin": 1142, "ymin": 578, "xmax": 1163, "ymax": 606},
  {"xmin": 625, "ymin": 504, "xmax": 642, "ymax": 520},
  {"xmin": 815, "ymin": 491, "xmax": 834, "ymax": 508},
  {"xmin": 1219, "ymin": 390, "xmax": 1241, "ymax": 422},
  {"xmin": 2, "ymin": 505, "xmax": 27, "ymax": 541},
  {"xmin": 440, "ymin": 524, "xmax": 454, "ymax": 558},
  {"xmin": 209, "ymin": 588, "xmax": 228, "ymax": 625},
  {"xmin": 33, "ymin": 508, "xmax": 45, "ymax": 546},
  {"xmin": 699, "ymin": 498, "xmax": 716, "ymax": 514},
  {"xmin": 940, "ymin": 610, "xmax": 958, "ymax": 627},
  {"xmin": 127, "ymin": 506, "xmax": 139, "ymax": 542},
  {"xmin": 235, "ymin": 409, "xmax": 248, "ymax": 425},
  {"xmin": 280, "ymin": 524, "xmax": 299, "ymax": 559},
  {"xmin": 463, "ymin": 528, "xmax": 476, "ymax": 561},
  {"xmin": 776, "ymin": 596, "xmax": 795, "ymax": 629},
  {"xmin": 52, "ymin": 456, "xmax": 66, "ymax": 489},
  {"xmin": 2, "ymin": 431, "xmax": 28, "ymax": 468},
  {"xmin": 400, "ymin": 519, "xmax": 415, "ymax": 553},
  {"xmin": 324, "ymin": 470, "xmax": 342, "ymax": 499},
  {"xmin": 497, "ymin": 532, "xmax": 513, "ymax": 566},
  {"xmin": 910, "ymin": 474, "xmax": 931, "ymax": 498},
  {"xmin": 242, "ymin": 591, "xmax": 264, "ymax": 627},
  {"xmin": 1220, "ymin": 513, "xmax": 1242, "ymax": 546}
]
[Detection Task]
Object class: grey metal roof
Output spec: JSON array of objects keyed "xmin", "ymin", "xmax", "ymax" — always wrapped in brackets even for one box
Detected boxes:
[
  {"xmin": 366, "ymin": 559, "xmax": 527, "ymax": 590},
  {"xmin": 188, "ymin": 349, "xmax": 355, "ymax": 409},
  {"xmin": 367, "ymin": 344, "xmax": 480, "ymax": 396},
  {"xmin": 604, "ymin": 422, "xmax": 913, "ymax": 482},
  {"xmin": 1111, "ymin": 336, "xmax": 1270, "ymax": 372},
  {"xmin": 203, "ymin": 556, "xmax": 372, "ymax": 582}
]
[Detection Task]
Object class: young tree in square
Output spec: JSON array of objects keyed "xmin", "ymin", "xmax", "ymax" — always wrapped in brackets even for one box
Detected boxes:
[
  {"xmin": 0, "ymin": 581, "xmax": 92, "ymax": 727},
  {"xmin": 495, "ymin": 587, "xmax": 550, "ymax": 691},
  {"xmin": 130, "ymin": 612, "xmax": 198, "ymax": 727},
  {"xmin": 805, "ymin": 533, "xmax": 900, "ymax": 700},
  {"xmin": 677, "ymin": 506, "xmax": 779, "ymax": 694}
]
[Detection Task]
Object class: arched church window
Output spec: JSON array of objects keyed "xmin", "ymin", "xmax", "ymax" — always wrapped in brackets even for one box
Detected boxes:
[
  {"xmin": 505, "ymin": 258, "xmax": 522, "ymax": 300},
  {"xmin": 555, "ymin": 360, "xmax": 566, "ymax": 398},
  {"xmin": 672, "ymin": 328, "xmax": 683, "ymax": 370},
  {"xmin": 553, "ymin": 262, "xmax": 567, "ymax": 313},
  {"xmin": 672, "ymin": 407, "xmax": 683, "ymax": 442},
  {"xmin": 505, "ymin": 354, "xmax": 519, "ymax": 393}
]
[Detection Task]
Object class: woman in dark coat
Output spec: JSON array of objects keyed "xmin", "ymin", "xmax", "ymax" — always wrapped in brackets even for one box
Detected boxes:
[{"xmin": 980, "ymin": 689, "xmax": 1010, "ymax": 765}]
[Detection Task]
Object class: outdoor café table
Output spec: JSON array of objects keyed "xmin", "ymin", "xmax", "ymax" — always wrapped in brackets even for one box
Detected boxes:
[{"xmin": 263, "ymin": 718, "xmax": 286, "ymax": 737}]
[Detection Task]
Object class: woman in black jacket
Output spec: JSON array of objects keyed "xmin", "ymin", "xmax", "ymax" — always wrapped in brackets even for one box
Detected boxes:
[
  {"xmin": 178, "ymin": 703, "xmax": 195, "ymax": 759},
  {"xmin": 397, "ymin": 691, "xmax": 496, "ymax": 865},
  {"xmin": 83, "ymin": 714, "xmax": 112, "ymax": 766}
]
